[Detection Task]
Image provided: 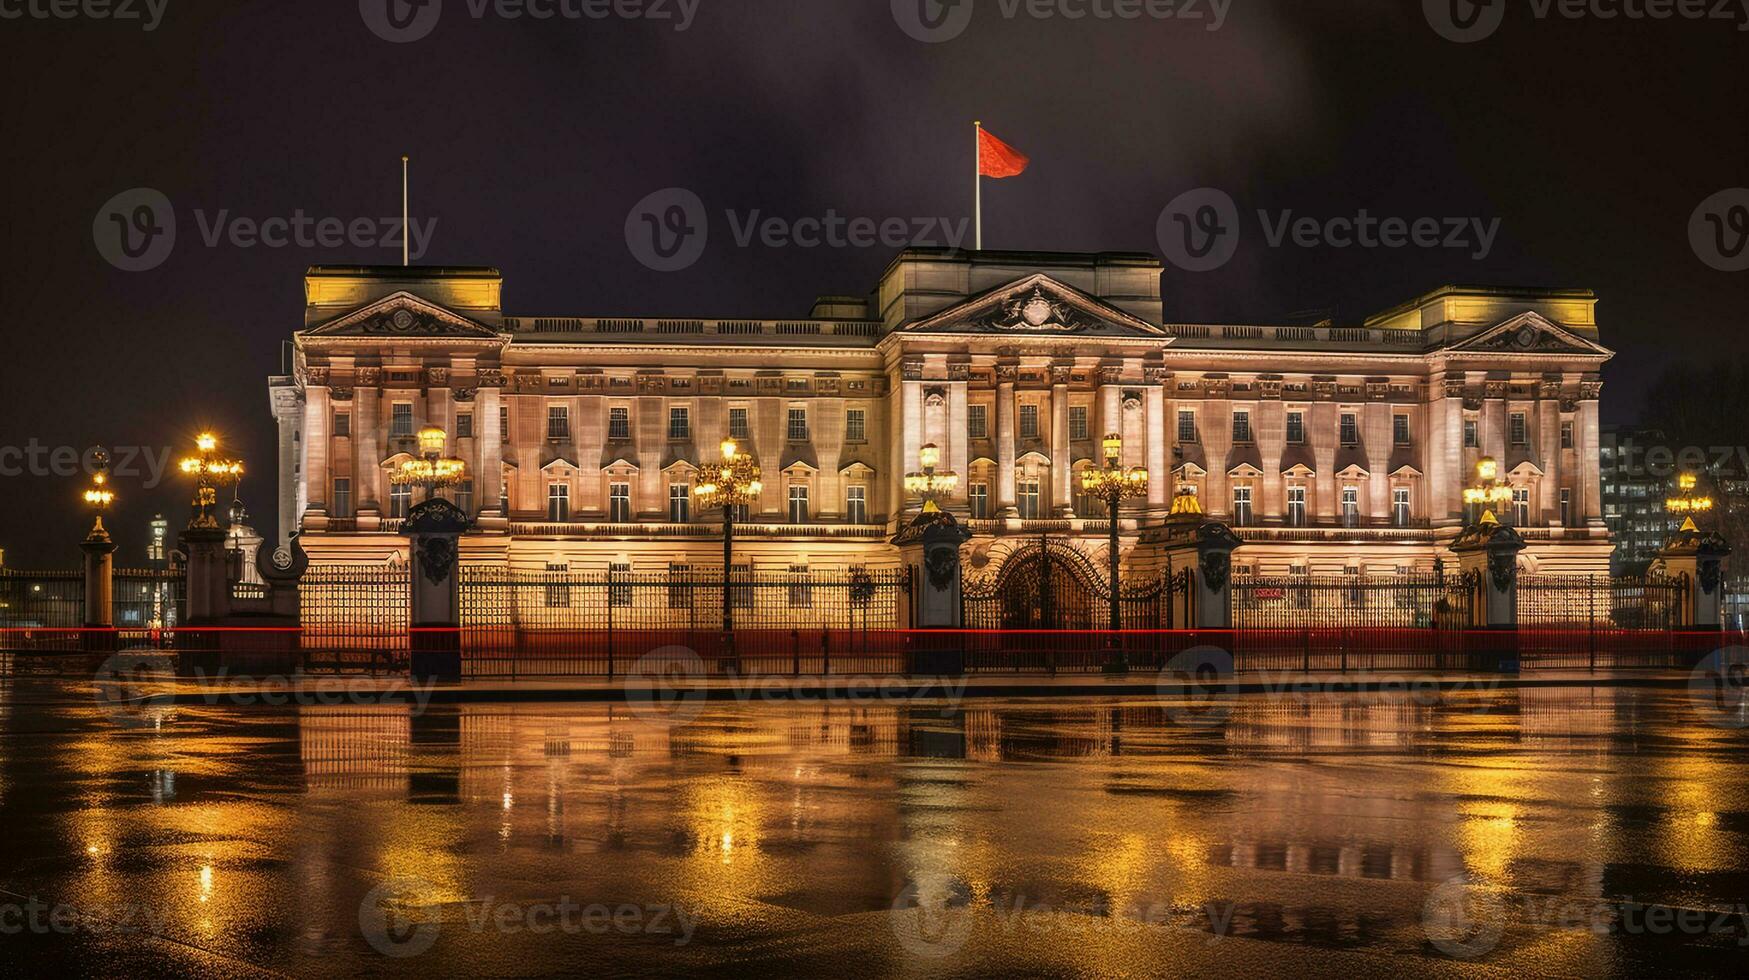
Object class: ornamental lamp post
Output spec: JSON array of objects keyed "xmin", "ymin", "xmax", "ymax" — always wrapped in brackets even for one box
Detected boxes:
[
  {"xmin": 1462, "ymin": 456, "xmax": 1514, "ymax": 527},
  {"xmin": 1080, "ymin": 434, "xmax": 1149, "ymax": 662},
  {"xmin": 1665, "ymin": 471, "xmax": 1715, "ymax": 534},
  {"xmin": 693, "ymin": 438, "xmax": 763, "ymax": 643},
  {"xmin": 903, "ymin": 443, "xmax": 959, "ymax": 513},
  {"xmin": 179, "ymin": 433, "xmax": 244, "ymax": 530},
  {"xmin": 82, "ymin": 450, "xmax": 116, "ymax": 539},
  {"xmin": 391, "ymin": 425, "xmax": 468, "ymax": 505}
]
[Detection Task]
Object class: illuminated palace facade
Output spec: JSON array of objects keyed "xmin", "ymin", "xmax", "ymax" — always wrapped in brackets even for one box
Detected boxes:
[{"xmin": 268, "ymin": 249, "xmax": 1614, "ymax": 578}]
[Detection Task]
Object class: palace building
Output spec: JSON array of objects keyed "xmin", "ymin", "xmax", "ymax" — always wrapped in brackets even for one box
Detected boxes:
[{"xmin": 268, "ymin": 248, "xmax": 1614, "ymax": 581}]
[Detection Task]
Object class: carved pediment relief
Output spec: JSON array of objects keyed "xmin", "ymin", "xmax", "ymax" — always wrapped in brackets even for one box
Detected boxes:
[
  {"xmin": 901, "ymin": 274, "xmax": 1166, "ymax": 338},
  {"xmin": 304, "ymin": 291, "xmax": 503, "ymax": 340},
  {"xmin": 1446, "ymin": 312, "xmax": 1612, "ymax": 357}
]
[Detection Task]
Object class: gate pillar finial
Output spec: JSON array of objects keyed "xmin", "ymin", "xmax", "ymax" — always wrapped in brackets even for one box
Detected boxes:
[{"xmin": 1658, "ymin": 518, "xmax": 1731, "ymax": 633}]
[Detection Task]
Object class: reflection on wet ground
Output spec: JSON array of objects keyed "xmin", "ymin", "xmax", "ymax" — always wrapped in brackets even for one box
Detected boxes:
[{"xmin": 1, "ymin": 684, "xmax": 1746, "ymax": 977}]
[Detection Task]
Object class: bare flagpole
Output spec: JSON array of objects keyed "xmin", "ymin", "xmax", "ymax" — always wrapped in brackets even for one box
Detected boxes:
[
  {"xmin": 973, "ymin": 121, "xmax": 982, "ymax": 251},
  {"xmin": 401, "ymin": 154, "xmax": 410, "ymax": 266}
]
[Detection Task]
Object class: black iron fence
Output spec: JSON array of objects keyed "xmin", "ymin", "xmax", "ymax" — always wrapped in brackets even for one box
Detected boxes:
[
  {"xmin": 1230, "ymin": 572, "xmax": 1477, "ymax": 671},
  {"xmin": 1517, "ymin": 573, "xmax": 1688, "ymax": 668},
  {"xmin": 299, "ymin": 565, "xmax": 409, "ymax": 673},
  {"xmin": 459, "ymin": 567, "xmax": 913, "ymax": 677}
]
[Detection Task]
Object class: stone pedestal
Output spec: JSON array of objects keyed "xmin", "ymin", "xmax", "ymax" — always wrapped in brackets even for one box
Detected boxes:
[
  {"xmin": 893, "ymin": 506, "xmax": 971, "ymax": 675},
  {"xmin": 1658, "ymin": 519, "xmax": 1731, "ymax": 633},
  {"xmin": 81, "ymin": 520, "xmax": 116, "ymax": 654},
  {"xmin": 1448, "ymin": 517, "xmax": 1526, "ymax": 672},
  {"xmin": 404, "ymin": 498, "xmax": 471, "ymax": 683},
  {"xmin": 177, "ymin": 525, "xmax": 230, "ymax": 675}
]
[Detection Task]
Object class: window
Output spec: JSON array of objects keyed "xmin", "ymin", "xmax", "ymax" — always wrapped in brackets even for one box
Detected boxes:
[
  {"xmin": 609, "ymin": 482, "xmax": 631, "ymax": 523},
  {"xmin": 544, "ymin": 562, "xmax": 570, "ymax": 609},
  {"xmin": 788, "ymin": 563, "xmax": 811, "ymax": 608},
  {"xmin": 1177, "ymin": 410, "xmax": 1197, "ymax": 443},
  {"xmin": 967, "ymin": 404, "xmax": 989, "ymax": 440},
  {"xmin": 1510, "ymin": 413, "xmax": 1528, "ymax": 446},
  {"xmin": 845, "ymin": 408, "xmax": 866, "ymax": 443},
  {"xmin": 389, "ymin": 483, "xmax": 411, "ymax": 519},
  {"xmin": 1393, "ymin": 415, "xmax": 1410, "ymax": 446},
  {"xmin": 1232, "ymin": 485, "xmax": 1253, "ymax": 526},
  {"xmin": 499, "ymin": 406, "xmax": 510, "ymax": 443},
  {"xmin": 1232, "ymin": 411, "xmax": 1252, "ymax": 444},
  {"xmin": 1285, "ymin": 411, "xmax": 1304, "ymax": 446},
  {"xmin": 1286, "ymin": 485, "xmax": 1306, "ymax": 527},
  {"xmin": 1068, "ymin": 406, "xmax": 1089, "ymax": 441},
  {"xmin": 456, "ymin": 479, "xmax": 474, "ymax": 515},
  {"xmin": 1463, "ymin": 419, "xmax": 1479, "ymax": 448},
  {"xmin": 1513, "ymin": 486, "xmax": 1530, "ymax": 526},
  {"xmin": 333, "ymin": 413, "xmax": 351, "ymax": 438},
  {"xmin": 332, "ymin": 478, "xmax": 352, "ymax": 519},
  {"xmin": 1017, "ymin": 479, "xmax": 1042, "ymax": 519},
  {"xmin": 787, "ymin": 408, "xmax": 808, "ymax": 441},
  {"xmin": 669, "ymin": 483, "xmax": 691, "ymax": 523},
  {"xmin": 668, "ymin": 563, "xmax": 691, "ymax": 609},
  {"xmin": 788, "ymin": 484, "xmax": 809, "ymax": 523},
  {"xmin": 1393, "ymin": 487, "xmax": 1410, "ymax": 527},
  {"xmin": 547, "ymin": 405, "xmax": 570, "ymax": 440},
  {"xmin": 1339, "ymin": 413, "xmax": 1358, "ymax": 447},
  {"xmin": 1019, "ymin": 404, "xmax": 1039, "ymax": 440},
  {"xmin": 500, "ymin": 476, "xmax": 510, "ymax": 514},
  {"xmin": 728, "ymin": 407, "xmax": 750, "ymax": 440},
  {"xmin": 547, "ymin": 483, "xmax": 570, "ymax": 522},
  {"xmin": 846, "ymin": 485, "xmax": 868, "ymax": 524},
  {"xmin": 1341, "ymin": 486, "xmax": 1359, "ymax": 527},
  {"xmin": 455, "ymin": 412, "xmax": 473, "ymax": 439},
  {"xmin": 1561, "ymin": 421, "xmax": 1574, "ymax": 449},
  {"xmin": 668, "ymin": 407, "xmax": 690, "ymax": 440},
  {"xmin": 1560, "ymin": 487, "xmax": 1572, "ymax": 527},
  {"xmin": 391, "ymin": 403, "xmax": 414, "ymax": 438},
  {"xmin": 608, "ymin": 406, "xmax": 630, "ymax": 441},
  {"xmin": 608, "ymin": 561, "xmax": 632, "ymax": 607},
  {"xmin": 968, "ymin": 482, "xmax": 989, "ymax": 519}
]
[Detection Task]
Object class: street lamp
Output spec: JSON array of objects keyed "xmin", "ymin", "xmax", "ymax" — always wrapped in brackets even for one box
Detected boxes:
[
  {"xmin": 179, "ymin": 433, "xmax": 244, "ymax": 529},
  {"xmin": 83, "ymin": 449, "xmax": 116, "ymax": 538},
  {"xmin": 693, "ymin": 438, "xmax": 763, "ymax": 639},
  {"xmin": 1666, "ymin": 471, "xmax": 1715, "ymax": 533},
  {"xmin": 1462, "ymin": 457, "xmax": 1514, "ymax": 526},
  {"xmin": 1080, "ymin": 434, "xmax": 1149, "ymax": 649},
  {"xmin": 903, "ymin": 443, "xmax": 959, "ymax": 513},
  {"xmin": 391, "ymin": 425, "xmax": 468, "ymax": 503}
]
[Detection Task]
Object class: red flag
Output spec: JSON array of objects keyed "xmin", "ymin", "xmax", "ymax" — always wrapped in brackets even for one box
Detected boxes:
[{"xmin": 978, "ymin": 128, "xmax": 1029, "ymax": 179}]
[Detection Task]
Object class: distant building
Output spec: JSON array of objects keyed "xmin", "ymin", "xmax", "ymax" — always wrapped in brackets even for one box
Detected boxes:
[
  {"xmin": 1600, "ymin": 425, "xmax": 1672, "ymax": 575},
  {"xmin": 147, "ymin": 514, "xmax": 168, "ymax": 567}
]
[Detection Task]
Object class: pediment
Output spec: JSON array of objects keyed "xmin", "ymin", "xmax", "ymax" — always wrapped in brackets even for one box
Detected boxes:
[
  {"xmin": 305, "ymin": 291, "xmax": 502, "ymax": 340},
  {"xmin": 1446, "ymin": 312, "xmax": 1611, "ymax": 357},
  {"xmin": 900, "ymin": 274, "xmax": 1167, "ymax": 338}
]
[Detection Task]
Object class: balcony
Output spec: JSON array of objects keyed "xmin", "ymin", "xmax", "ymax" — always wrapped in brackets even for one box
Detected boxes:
[{"xmin": 506, "ymin": 522, "xmax": 889, "ymax": 539}]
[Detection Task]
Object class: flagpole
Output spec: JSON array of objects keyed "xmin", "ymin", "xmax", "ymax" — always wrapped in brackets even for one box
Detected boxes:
[
  {"xmin": 973, "ymin": 120, "xmax": 982, "ymax": 252},
  {"xmin": 401, "ymin": 154, "xmax": 410, "ymax": 266}
]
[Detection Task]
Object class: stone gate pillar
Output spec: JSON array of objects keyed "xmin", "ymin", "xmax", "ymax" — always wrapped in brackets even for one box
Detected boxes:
[
  {"xmin": 404, "ymin": 498, "xmax": 471, "ymax": 683},
  {"xmin": 1135, "ymin": 491, "xmax": 1242, "ymax": 632},
  {"xmin": 81, "ymin": 519, "xmax": 116, "ymax": 652},
  {"xmin": 1658, "ymin": 518, "xmax": 1731, "ymax": 632},
  {"xmin": 893, "ymin": 506, "xmax": 972, "ymax": 674},
  {"xmin": 182, "ymin": 526, "xmax": 230, "ymax": 624},
  {"xmin": 1448, "ymin": 515, "xmax": 1526, "ymax": 671}
]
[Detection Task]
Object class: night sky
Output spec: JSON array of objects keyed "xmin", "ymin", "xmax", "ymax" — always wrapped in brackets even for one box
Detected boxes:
[{"xmin": 1, "ymin": 0, "xmax": 1742, "ymax": 566}]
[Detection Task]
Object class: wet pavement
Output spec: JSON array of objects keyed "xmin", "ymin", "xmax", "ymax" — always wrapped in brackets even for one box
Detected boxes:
[{"xmin": 2, "ymin": 681, "xmax": 1747, "ymax": 977}]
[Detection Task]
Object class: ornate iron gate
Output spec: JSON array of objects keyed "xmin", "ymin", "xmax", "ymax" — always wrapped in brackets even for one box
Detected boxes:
[{"xmin": 962, "ymin": 539, "xmax": 1108, "ymax": 631}]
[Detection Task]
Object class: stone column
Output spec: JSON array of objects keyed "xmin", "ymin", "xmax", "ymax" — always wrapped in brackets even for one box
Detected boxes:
[
  {"xmin": 1659, "ymin": 520, "xmax": 1731, "ymax": 632},
  {"xmin": 476, "ymin": 384, "xmax": 505, "ymax": 529},
  {"xmin": 1448, "ymin": 517, "xmax": 1526, "ymax": 672},
  {"xmin": 179, "ymin": 524, "xmax": 230, "ymax": 676},
  {"xmin": 268, "ymin": 380, "xmax": 303, "ymax": 550},
  {"xmin": 1050, "ymin": 367, "xmax": 1071, "ymax": 516},
  {"xmin": 1145, "ymin": 380, "xmax": 1167, "ymax": 512},
  {"xmin": 947, "ymin": 374, "xmax": 969, "ymax": 510},
  {"xmin": 404, "ymin": 498, "xmax": 472, "ymax": 682},
  {"xmin": 893, "ymin": 508, "xmax": 973, "ymax": 674},
  {"xmin": 901, "ymin": 359, "xmax": 924, "ymax": 517},
  {"xmin": 995, "ymin": 364, "xmax": 1018, "ymax": 517},
  {"xmin": 81, "ymin": 519, "xmax": 116, "ymax": 653}
]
